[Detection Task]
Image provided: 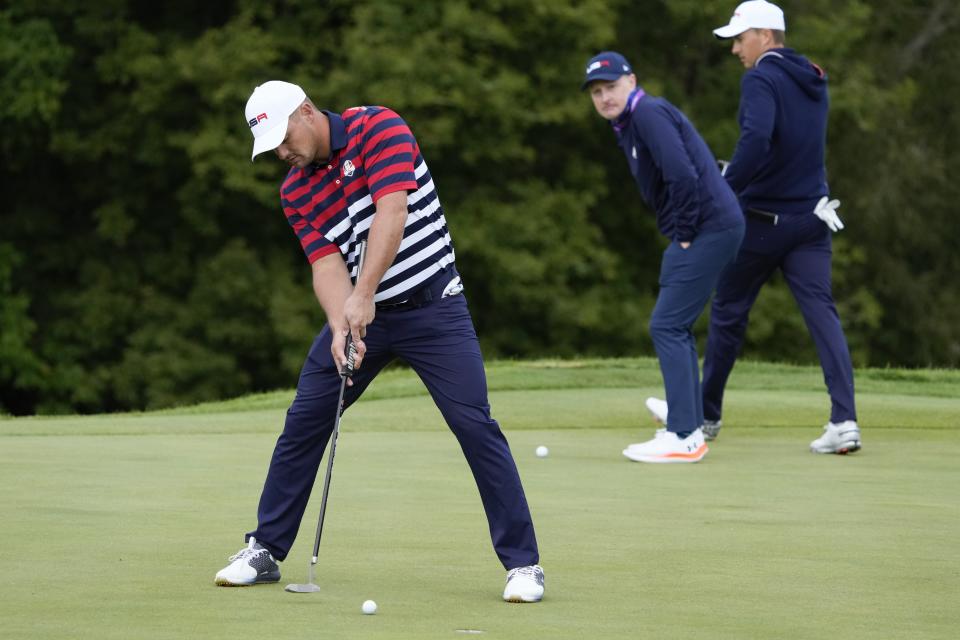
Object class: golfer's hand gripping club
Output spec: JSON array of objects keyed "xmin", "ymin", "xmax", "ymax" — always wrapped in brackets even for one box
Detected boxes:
[{"xmin": 333, "ymin": 239, "xmax": 368, "ymax": 383}]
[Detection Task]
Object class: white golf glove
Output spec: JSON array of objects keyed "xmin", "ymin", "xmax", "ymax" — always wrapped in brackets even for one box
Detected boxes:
[{"xmin": 813, "ymin": 196, "xmax": 844, "ymax": 232}]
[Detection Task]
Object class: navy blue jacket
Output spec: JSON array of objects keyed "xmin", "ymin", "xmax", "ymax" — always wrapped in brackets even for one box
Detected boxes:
[
  {"xmin": 617, "ymin": 93, "xmax": 742, "ymax": 242},
  {"xmin": 725, "ymin": 48, "xmax": 829, "ymax": 214}
]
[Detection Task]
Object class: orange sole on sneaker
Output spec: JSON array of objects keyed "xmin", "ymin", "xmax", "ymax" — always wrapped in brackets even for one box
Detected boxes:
[{"xmin": 622, "ymin": 443, "xmax": 708, "ymax": 463}]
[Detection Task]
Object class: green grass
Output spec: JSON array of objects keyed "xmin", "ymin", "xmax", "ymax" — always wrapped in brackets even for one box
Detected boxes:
[{"xmin": 2, "ymin": 358, "xmax": 958, "ymax": 639}]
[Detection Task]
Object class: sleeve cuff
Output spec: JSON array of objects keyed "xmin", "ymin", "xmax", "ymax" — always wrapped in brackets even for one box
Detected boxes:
[
  {"xmin": 372, "ymin": 181, "xmax": 418, "ymax": 203},
  {"xmin": 307, "ymin": 244, "xmax": 341, "ymax": 264}
]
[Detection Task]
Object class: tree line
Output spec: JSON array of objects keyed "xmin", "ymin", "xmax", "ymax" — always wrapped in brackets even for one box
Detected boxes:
[{"xmin": 2, "ymin": 0, "xmax": 958, "ymax": 415}]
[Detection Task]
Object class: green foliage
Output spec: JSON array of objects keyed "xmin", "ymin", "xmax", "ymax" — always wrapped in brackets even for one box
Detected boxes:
[
  {"xmin": 1, "ymin": 0, "xmax": 958, "ymax": 414},
  {"xmin": 0, "ymin": 244, "xmax": 44, "ymax": 413},
  {"xmin": 0, "ymin": 11, "xmax": 71, "ymax": 126}
]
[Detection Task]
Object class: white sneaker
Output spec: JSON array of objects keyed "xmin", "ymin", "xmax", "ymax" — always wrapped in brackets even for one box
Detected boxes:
[
  {"xmin": 645, "ymin": 397, "xmax": 668, "ymax": 424},
  {"xmin": 810, "ymin": 421, "xmax": 861, "ymax": 454},
  {"xmin": 214, "ymin": 537, "xmax": 281, "ymax": 586},
  {"xmin": 702, "ymin": 419, "xmax": 722, "ymax": 441},
  {"xmin": 503, "ymin": 565, "xmax": 544, "ymax": 603},
  {"xmin": 623, "ymin": 428, "xmax": 708, "ymax": 463},
  {"xmin": 647, "ymin": 397, "xmax": 722, "ymax": 441}
]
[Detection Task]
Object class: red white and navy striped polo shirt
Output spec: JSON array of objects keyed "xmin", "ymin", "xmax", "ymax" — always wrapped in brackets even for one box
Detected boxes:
[{"xmin": 280, "ymin": 106, "xmax": 455, "ymax": 304}]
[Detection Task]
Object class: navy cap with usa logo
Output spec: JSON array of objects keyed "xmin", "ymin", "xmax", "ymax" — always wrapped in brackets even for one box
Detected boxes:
[{"xmin": 581, "ymin": 51, "xmax": 633, "ymax": 90}]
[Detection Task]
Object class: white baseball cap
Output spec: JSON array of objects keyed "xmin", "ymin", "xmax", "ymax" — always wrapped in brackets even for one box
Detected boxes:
[
  {"xmin": 713, "ymin": 0, "xmax": 786, "ymax": 39},
  {"xmin": 245, "ymin": 81, "xmax": 307, "ymax": 160}
]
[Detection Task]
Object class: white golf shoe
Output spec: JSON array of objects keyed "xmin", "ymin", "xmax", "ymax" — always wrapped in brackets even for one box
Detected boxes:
[
  {"xmin": 702, "ymin": 419, "xmax": 722, "ymax": 441},
  {"xmin": 623, "ymin": 428, "xmax": 708, "ymax": 463},
  {"xmin": 810, "ymin": 421, "xmax": 861, "ymax": 454},
  {"xmin": 646, "ymin": 397, "xmax": 722, "ymax": 441},
  {"xmin": 503, "ymin": 565, "xmax": 544, "ymax": 603},
  {"xmin": 645, "ymin": 397, "xmax": 668, "ymax": 424},
  {"xmin": 214, "ymin": 537, "xmax": 281, "ymax": 586}
]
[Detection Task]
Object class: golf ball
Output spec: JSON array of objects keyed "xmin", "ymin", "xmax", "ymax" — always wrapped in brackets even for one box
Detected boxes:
[
  {"xmin": 362, "ymin": 599, "xmax": 377, "ymax": 615},
  {"xmin": 536, "ymin": 445, "xmax": 549, "ymax": 458}
]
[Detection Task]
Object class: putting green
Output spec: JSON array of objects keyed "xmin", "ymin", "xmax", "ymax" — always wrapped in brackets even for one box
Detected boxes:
[{"xmin": 2, "ymin": 359, "xmax": 958, "ymax": 639}]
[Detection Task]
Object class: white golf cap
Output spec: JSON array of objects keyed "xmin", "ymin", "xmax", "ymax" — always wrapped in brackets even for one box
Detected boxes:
[
  {"xmin": 245, "ymin": 81, "xmax": 307, "ymax": 160},
  {"xmin": 713, "ymin": 0, "xmax": 786, "ymax": 39}
]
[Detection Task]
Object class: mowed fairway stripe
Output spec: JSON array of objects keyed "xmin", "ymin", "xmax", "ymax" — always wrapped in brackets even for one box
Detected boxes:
[{"xmin": 2, "ymin": 388, "xmax": 955, "ymax": 437}]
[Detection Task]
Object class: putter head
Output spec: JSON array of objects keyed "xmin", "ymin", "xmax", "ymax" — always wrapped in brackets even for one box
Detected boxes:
[{"xmin": 285, "ymin": 582, "xmax": 321, "ymax": 593}]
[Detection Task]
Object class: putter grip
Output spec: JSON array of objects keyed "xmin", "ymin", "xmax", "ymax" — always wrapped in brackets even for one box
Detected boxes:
[
  {"xmin": 344, "ymin": 341, "xmax": 357, "ymax": 377},
  {"xmin": 342, "ymin": 239, "xmax": 366, "ymax": 379}
]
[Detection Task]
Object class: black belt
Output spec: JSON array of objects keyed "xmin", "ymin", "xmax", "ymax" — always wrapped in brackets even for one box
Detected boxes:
[
  {"xmin": 746, "ymin": 208, "xmax": 779, "ymax": 225},
  {"xmin": 375, "ymin": 266, "xmax": 457, "ymax": 312}
]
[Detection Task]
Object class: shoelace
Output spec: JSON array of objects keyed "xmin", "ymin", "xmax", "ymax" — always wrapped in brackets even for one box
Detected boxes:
[
  {"xmin": 228, "ymin": 539, "xmax": 263, "ymax": 562},
  {"xmin": 507, "ymin": 565, "xmax": 542, "ymax": 581}
]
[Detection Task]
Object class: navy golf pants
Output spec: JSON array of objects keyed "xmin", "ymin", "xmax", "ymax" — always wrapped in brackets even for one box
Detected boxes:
[
  {"xmin": 649, "ymin": 225, "xmax": 745, "ymax": 434},
  {"xmin": 248, "ymin": 281, "xmax": 539, "ymax": 570},
  {"xmin": 701, "ymin": 212, "xmax": 857, "ymax": 423}
]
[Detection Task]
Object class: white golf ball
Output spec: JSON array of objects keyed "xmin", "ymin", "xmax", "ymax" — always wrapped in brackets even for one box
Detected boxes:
[
  {"xmin": 536, "ymin": 445, "xmax": 549, "ymax": 458},
  {"xmin": 362, "ymin": 599, "xmax": 377, "ymax": 615}
]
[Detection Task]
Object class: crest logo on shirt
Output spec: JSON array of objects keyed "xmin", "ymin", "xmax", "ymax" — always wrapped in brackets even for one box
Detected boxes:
[{"xmin": 343, "ymin": 159, "xmax": 356, "ymax": 177}]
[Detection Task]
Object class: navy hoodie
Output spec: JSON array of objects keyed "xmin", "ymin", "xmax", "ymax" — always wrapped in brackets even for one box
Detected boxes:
[
  {"xmin": 616, "ymin": 91, "xmax": 742, "ymax": 242},
  {"xmin": 725, "ymin": 48, "xmax": 829, "ymax": 214}
]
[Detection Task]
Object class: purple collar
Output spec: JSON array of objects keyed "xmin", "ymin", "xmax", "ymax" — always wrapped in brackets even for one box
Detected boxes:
[{"xmin": 611, "ymin": 88, "xmax": 645, "ymax": 136}]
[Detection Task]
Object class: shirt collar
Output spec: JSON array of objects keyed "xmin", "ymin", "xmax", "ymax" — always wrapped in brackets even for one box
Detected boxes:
[
  {"xmin": 611, "ymin": 88, "xmax": 645, "ymax": 137},
  {"xmin": 325, "ymin": 110, "xmax": 347, "ymax": 154},
  {"xmin": 756, "ymin": 49, "xmax": 785, "ymax": 67},
  {"xmin": 304, "ymin": 110, "xmax": 347, "ymax": 176}
]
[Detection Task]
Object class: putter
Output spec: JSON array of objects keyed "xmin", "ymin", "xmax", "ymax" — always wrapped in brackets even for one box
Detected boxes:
[{"xmin": 285, "ymin": 240, "xmax": 367, "ymax": 594}]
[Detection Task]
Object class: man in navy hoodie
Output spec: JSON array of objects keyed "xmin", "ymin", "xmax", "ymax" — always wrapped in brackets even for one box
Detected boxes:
[
  {"xmin": 694, "ymin": 1, "xmax": 861, "ymax": 454},
  {"xmin": 582, "ymin": 52, "xmax": 744, "ymax": 463}
]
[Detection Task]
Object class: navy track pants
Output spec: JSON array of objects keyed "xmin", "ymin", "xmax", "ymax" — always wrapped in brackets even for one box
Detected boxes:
[
  {"xmin": 248, "ymin": 287, "xmax": 539, "ymax": 570},
  {"xmin": 702, "ymin": 212, "xmax": 857, "ymax": 423},
  {"xmin": 649, "ymin": 225, "xmax": 745, "ymax": 434}
]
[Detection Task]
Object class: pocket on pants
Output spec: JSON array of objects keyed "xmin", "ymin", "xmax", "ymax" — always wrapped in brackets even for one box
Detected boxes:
[{"xmin": 658, "ymin": 242, "xmax": 698, "ymax": 287}]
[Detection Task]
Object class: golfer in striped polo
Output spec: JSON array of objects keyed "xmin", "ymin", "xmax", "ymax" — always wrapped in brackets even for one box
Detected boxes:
[{"xmin": 215, "ymin": 81, "xmax": 543, "ymax": 603}]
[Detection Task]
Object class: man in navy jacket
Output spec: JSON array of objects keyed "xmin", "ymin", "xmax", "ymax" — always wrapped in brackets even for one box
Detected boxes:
[
  {"xmin": 583, "ymin": 51, "xmax": 744, "ymax": 463},
  {"xmin": 701, "ymin": 0, "xmax": 861, "ymax": 454}
]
